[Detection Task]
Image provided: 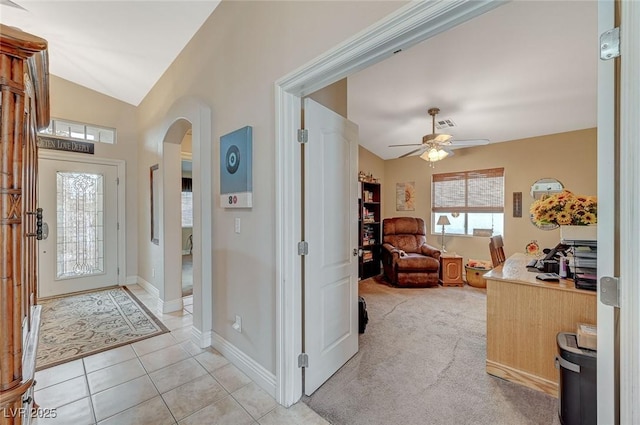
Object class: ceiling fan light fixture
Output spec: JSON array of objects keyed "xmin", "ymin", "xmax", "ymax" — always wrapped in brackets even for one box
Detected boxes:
[{"xmin": 420, "ymin": 146, "xmax": 449, "ymax": 163}]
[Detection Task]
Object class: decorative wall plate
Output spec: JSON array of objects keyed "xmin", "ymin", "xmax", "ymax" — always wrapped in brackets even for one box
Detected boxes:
[{"xmin": 526, "ymin": 240, "xmax": 540, "ymax": 256}]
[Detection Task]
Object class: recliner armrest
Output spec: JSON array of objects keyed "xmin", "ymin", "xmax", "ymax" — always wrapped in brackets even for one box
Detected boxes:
[
  {"xmin": 420, "ymin": 243, "xmax": 441, "ymax": 260},
  {"xmin": 382, "ymin": 243, "xmax": 401, "ymax": 260}
]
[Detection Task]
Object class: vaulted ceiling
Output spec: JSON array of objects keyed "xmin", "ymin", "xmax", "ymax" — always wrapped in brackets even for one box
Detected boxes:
[{"xmin": 1, "ymin": 1, "xmax": 596, "ymax": 159}]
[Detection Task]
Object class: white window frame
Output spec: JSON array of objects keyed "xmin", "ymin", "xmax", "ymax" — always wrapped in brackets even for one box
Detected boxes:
[{"xmin": 40, "ymin": 117, "xmax": 117, "ymax": 144}]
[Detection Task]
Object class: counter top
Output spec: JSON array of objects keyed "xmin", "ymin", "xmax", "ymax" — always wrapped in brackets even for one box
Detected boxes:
[{"xmin": 484, "ymin": 253, "xmax": 596, "ymax": 295}]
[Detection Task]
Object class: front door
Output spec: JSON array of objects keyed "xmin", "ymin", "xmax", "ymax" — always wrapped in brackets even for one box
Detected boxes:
[
  {"xmin": 38, "ymin": 156, "xmax": 119, "ymax": 298},
  {"xmin": 303, "ymin": 98, "xmax": 359, "ymax": 395}
]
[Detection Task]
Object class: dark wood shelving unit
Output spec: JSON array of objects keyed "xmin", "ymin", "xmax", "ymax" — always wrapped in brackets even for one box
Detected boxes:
[{"xmin": 359, "ymin": 181, "xmax": 381, "ymax": 279}]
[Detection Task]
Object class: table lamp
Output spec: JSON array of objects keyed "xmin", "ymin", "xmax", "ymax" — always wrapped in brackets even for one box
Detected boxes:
[{"xmin": 437, "ymin": 215, "xmax": 450, "ymax": 252}]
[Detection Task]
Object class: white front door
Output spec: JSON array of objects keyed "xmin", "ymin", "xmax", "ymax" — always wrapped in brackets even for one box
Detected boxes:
[
  {"xmin": 38, "ymin": 157, "xmax": 119, "ymax": 298},
  {"xmin": 303, "ymin": 98, "xmax": 359, "ymax": 395}
]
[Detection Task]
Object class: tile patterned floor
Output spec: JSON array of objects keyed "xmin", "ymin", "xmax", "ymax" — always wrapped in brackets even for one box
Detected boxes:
[{"xmin": 33, "ymin": 285, "xmax": 329, "ymax": 425}]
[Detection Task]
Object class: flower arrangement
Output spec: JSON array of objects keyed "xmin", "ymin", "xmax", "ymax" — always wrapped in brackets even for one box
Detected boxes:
[{"xmin": 530, "ymin": 189, "xmax": 597, "ymax": 226}]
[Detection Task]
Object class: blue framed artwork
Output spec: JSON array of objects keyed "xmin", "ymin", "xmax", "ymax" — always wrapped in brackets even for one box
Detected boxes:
[{"xmin": 220, "ymin": 126, "xmax": 252, "ymax": 208}]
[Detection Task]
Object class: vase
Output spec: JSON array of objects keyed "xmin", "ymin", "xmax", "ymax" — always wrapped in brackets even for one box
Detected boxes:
[{"xmin": 560, "ymin": 225, "xmax": 597, "ymax": 242}]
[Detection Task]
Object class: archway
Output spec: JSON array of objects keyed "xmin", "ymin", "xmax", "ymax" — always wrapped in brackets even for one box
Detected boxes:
[{"xmin": 159, "ymin": 97, "xmax": 213, "ymax": 348}]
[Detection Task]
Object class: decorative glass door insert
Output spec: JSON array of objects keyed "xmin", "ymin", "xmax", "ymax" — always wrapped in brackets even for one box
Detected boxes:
[{"xmin": 56, "ymin": 172, "xmax": 105, "ymax": 279}]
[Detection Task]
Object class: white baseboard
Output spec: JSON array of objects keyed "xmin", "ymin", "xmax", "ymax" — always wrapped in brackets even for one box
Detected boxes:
[
  {"xmin": 160, "ymin": 297, "xmax": 183, "ymax": 314},
  {"xmin": 136, "ymin": 276, "xmax": 160, "ymax": 298},
  {"xmin": 191, "ymin": 327, "xmax": 212, "ymax": 349},
  {"xmin": 211, "ymin": 332, "xmax": 277, "ymax": 399},
  {"xmin": 135, "ymin": 277, "xmax": 181, "ymax": 313}
]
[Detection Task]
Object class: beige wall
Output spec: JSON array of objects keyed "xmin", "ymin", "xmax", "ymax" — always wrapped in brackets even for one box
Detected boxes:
[
  {"xmin": 135, "ymin": 1, "xmax": 404, "ymax": 376},
  {"xmin": 49, "ymin": 75, "xmax": 139, "ymax": 279},
  {"xmin": 308, "ymin": 78, "xmax": 348, "ymax": 119},
  {"xmin": 358, "ymin": 146, "xmax": 385, "ymax": 206},
  {"xmin": 383, "ymin": 128, "xmax": 597, "ymax": 263}
]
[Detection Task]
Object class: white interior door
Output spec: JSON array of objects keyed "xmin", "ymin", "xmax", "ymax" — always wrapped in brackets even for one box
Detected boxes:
[
  {"xmin": 38, "ymin": 157, "xmax": 119, "ymax": 298},
  {"xmin": 303, "ymin": 98, "xmax": 359, "ymax": 395},
  {"xmin": 596, "ymin": 1, "xmax": 618, "ymax": 423}
]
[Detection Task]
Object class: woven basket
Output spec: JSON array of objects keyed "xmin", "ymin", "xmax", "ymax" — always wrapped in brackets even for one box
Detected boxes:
[{"xmin": 465, "ymin": 265, "xmax": 488, "ymax": 288}]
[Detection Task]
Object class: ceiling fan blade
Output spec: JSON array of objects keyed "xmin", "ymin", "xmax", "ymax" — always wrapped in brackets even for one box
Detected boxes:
[
  {"xmin": 389, "ymin": 143, "xmax": 422, "ymax": 147},
  {"xmin": 398, "ymin": 147, "xmax": 424, "ymax": 158},
  {"xmin": 1, "ymin": 0, "xmax": 26, "ymax": 10},
  {"xmin": 451, "ymin": 138, "xmax": 490, "ymax": 148}
]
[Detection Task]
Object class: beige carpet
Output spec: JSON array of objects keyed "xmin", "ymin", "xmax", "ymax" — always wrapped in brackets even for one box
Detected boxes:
[
  {"xmin": 36, "ymin": 286, "xmax": 169, "ymax": 371},
  {"xmin": 304, "ymin": 276, "xmax": 561, "ymax": 425}
]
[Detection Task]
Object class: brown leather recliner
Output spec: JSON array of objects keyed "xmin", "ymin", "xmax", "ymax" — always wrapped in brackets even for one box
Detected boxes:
[{"xmin": 381, "ymin": 217, "xmax": 441, "ymax": 287}]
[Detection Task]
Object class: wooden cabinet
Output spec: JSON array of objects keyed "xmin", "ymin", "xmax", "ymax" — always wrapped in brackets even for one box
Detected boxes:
[
  {"xmin": 484, "ymin": 253, "xmax": 597, "ymax": 397},
  {"xmin": 439, "ymin": 254, "xmax": 464, "ymax": 286},
  {"xmin": 0, "ymin": 24, "xmax": 49, "ymax": 425},
  {"xmin": 359, "ymin": 182, "xmax": 381, "ymax": 279}
]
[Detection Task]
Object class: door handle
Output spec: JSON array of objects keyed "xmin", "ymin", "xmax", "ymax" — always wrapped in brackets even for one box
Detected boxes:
[{"xmin": 26, "ymin": 208, "xmax": 44, "ymax": 240}]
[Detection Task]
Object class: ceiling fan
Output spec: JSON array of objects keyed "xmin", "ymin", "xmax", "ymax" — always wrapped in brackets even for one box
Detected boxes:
[{"xmin": 389, "ymin": 107, "xmax": 489, "ymax": 160}]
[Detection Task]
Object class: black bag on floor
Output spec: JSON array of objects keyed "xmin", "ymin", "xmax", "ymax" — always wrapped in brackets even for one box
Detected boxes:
[{"xmin": 358, "ymin": 296, "xmax": 369, "ymax": 334}]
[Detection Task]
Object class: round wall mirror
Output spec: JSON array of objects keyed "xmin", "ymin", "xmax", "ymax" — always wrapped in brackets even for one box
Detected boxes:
[
  {"xmin": 529, "ymin": 178, "xmax": 564, "ymax": 230},
  {"xmin": 530, "ymin": 178, "xmax": 564, "ymax": 199}
]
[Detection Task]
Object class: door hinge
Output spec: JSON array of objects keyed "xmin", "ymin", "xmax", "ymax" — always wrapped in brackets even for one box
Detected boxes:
[
  {"xmin": 600, "ymin": 276, "xmax": 619, "ymax": 307},
  {"xmin": 117, "ymin": 222, "xmax": 120, "ymax": 231},
  {"xmin": 117, "ymin": 267, "xmax": 120, "ymax": 275},
  {"xmin": 298, "ymin": 353, "xmax": 309, "ymax": 368},
  {"xmin": 298, "ymin": 241, "xmax": 308, "ymax": 255},
  {"xmin": 116, "ymin": 177, "xmax": 120, "ymax": 185},
  {"xmin": 297, "ymin": 129, "xmax": 308, "ymax": 144},
  {"xmin": 600, "ymin": 27, "xmax": 620, "ymax": 60}
]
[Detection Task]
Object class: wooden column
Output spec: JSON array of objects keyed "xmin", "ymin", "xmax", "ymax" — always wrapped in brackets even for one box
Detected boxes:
[{"xmin": 0, "ymin": 24, "xmax": 48, "ymax": 424}]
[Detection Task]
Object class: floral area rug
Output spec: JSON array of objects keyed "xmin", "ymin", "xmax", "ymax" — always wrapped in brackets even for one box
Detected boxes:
[{"xmin": 36, "ymin": 286, "xmax": 169, "ymax": 371}]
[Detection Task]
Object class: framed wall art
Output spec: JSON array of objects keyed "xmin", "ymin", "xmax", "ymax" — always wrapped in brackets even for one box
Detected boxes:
[
  {"xmin": 150, "ymin": 164, "xmax": 160, "ymax": 244},
  {"xmin": 396, "ymin": 182, "xmax": 415, "ymax": 211},
  {"xmin": 220, "ymin": 126, "xmax": 253, "ymax": 208}
]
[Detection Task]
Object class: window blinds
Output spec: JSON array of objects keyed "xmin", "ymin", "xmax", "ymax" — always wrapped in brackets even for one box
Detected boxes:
[{"xmin": 432, "ymin": 168, "xmax": 504, "ymax": 213}]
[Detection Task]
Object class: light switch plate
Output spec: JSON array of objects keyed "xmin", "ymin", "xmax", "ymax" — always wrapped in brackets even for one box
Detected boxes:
[{"xmin": 234, "ymin": 218, "xmax": 241, "ymax": 234}]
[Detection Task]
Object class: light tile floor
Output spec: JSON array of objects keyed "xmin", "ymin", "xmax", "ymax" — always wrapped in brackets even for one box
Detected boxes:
[{"xmin": 33, "ymin": 284, "xmax": 329, "ymax": 425}]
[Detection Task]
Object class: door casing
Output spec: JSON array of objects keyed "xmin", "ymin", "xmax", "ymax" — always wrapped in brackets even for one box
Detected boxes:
[
  {"xmin": 37, "ymin": 150, "xmax": 126, "ymax": 290},
  {"xmin": 274, "ymin": 0, "xmax": 509, "ymax": 407}
]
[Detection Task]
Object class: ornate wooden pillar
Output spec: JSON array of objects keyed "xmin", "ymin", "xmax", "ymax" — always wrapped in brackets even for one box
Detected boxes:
[{"xmin": 0, "ymin": 24, "xmax": 48, "ymax": 425}]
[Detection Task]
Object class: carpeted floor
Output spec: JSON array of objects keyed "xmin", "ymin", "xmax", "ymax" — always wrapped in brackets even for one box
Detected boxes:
[
  {"xmin": 36, "ymin": 286, "xmax": 169, "ymax": 371},
  {"xmin": 303, "ymin": 276, "xmax": 561, "ymax": 425}
]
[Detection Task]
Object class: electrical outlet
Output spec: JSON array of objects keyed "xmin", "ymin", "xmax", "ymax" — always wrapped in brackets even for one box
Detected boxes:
[
  {"xmin": 152, "ymin": 268, "xmax": 155, "ymax": 277},
  {"xmin": 234, "ymin": 218, "xmax": 241, "ymax": 234},
  {"xmin": 232, "ymin": 315, "xmax": 242, "ymax": 333}
]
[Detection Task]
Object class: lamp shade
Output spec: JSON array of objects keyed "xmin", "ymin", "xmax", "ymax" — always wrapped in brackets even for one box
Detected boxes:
[{"xmin": 437, "ymin": 215, "xmax": 451, "ymax": 226}]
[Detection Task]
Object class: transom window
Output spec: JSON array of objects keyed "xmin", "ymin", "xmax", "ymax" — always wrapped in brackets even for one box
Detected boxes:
[
  {"xmin": 431, "ymin": 168, "xmax": 505, "ymax": 236},
  {"xmin": 40, "ymin": 118, "xmax": 116, "ymax": 144}
]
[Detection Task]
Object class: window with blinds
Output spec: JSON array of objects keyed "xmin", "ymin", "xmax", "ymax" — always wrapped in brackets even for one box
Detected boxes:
[{"xmin": 431, "ymin": 168, "xmax": 505, "ymax": 236}]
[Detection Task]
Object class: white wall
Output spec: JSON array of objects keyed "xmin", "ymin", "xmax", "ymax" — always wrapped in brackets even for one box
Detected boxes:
[
  {"xmin": 49, "ymin": 75, "xmax": 139, "ymax": 280},
  {"xmin": 135, "ymin": 1, "xmax": 404, "ymax": 375}
]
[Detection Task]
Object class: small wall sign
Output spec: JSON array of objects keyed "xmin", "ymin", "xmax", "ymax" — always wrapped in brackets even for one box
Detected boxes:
[
  {"xmin": 37, "ymin": 136, "xmax": 94, "ymax": 155},
  {"xmin": 513, "ymin": 192, "xmax": 523, "ymax": 217}
]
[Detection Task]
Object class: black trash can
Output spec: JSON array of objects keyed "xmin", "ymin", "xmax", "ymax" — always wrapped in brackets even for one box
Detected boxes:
[{"xmin": 556, "ymin": 332, "xmax": 597, "ymax": 425}]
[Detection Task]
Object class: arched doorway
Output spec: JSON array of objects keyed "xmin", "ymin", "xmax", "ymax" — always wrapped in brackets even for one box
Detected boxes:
[{"xmin": 159, "ymin": 97, "xmax": 214, "ymax": 348}]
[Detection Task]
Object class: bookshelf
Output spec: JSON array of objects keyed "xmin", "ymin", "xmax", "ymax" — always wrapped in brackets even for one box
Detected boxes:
[{"xmin": 359, "ymin": 181, "xmax": 381, "ymax": 279}]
